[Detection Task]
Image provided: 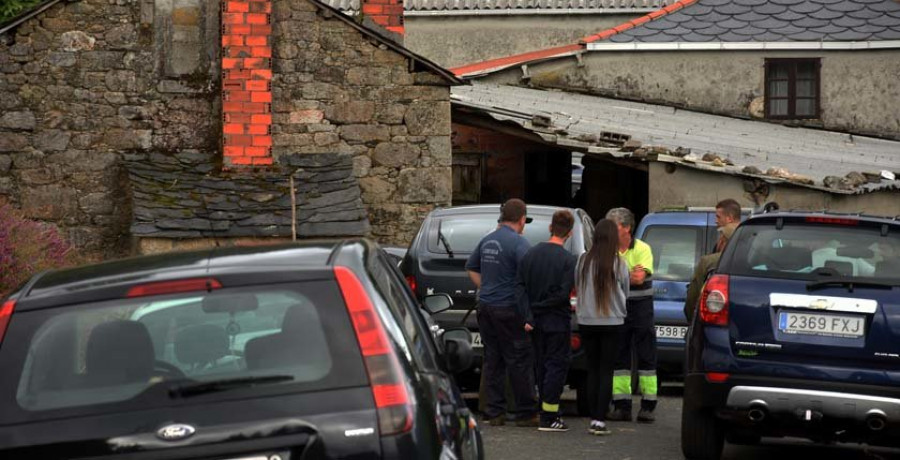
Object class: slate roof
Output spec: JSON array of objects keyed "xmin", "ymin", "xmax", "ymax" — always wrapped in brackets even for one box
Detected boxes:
[
  {"xmin": 452, "ymin": 84, "xmax": 900, "ymax": 194},
  {"xmin": 607, "ymin": 0, "xmax": 900, "ymax": 42},
  {"xmin": 324, "ymin": 0, "xmax": 669, "ymax": 13},
  {"xmin": 126, "ymin": 152, "xmax": 370, "ymax": 239}
]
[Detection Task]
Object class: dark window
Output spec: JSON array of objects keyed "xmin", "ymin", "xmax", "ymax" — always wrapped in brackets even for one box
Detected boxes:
[
  {"xmin": 765, "ymin": 58, "xmax": 821, "ymax": 120},
  {"xmin": 642, "ymin": 225, "xmax": 705, "ymax": 281}
]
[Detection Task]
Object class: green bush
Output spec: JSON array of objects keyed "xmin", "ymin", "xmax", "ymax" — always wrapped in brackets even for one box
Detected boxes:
[{"xmin": 1, "ymin": 0, "xmax": 43, "ymax": 24}]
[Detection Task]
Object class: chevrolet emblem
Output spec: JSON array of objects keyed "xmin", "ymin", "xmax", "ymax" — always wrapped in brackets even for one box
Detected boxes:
[{"xmin": 809, "ymin": 298, "xmax": 833, "ymax": 310}]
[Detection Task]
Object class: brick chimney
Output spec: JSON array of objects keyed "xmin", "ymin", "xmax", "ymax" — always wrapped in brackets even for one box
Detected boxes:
[
  {"xmin": 361, "ymin": 0, "xmax": 404, "ymax": 36},
  {"xmin": 221, "ymin": 0, "xmax": 274, "ymax": 167}
]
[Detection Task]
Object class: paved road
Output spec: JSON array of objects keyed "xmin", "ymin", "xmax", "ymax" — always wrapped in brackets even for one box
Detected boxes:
[{"xmin": 479, "ymin": 388, "xmax": 900, "ymax": 460}]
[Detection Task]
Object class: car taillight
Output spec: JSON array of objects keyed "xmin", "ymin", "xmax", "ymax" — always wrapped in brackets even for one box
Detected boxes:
[
  {"xmin": 805, "ymin": 216, "xmax": 858, "ymax": 226},
  {"xmin": 0, "ymin": 299, "xmax": 15, "ymax": 345},
  {"xmin": 706, "ymin": 372, "xmax": 730, "ymax": 383},
  {"xmin": 335, "ymin": 267, "xmax": 414, "ymax": 436},
  {"xmin": 405, "ymin": 275, "xmax": 417, "ymax": 294},
  {"xmin": 699, "ymin": 274, "xmax": 729, "ymax": 326},
  {"xmin": 570, "ymin": 332, "xmax": 581, "ymax": 351},
  {"xmin": 126, "ymin": 278, "xmax": 222, "ymax": 298}
]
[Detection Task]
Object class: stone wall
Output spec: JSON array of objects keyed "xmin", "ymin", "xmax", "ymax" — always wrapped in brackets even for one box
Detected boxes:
[
  {"xmin": 0, "ymin": 0, "xmax": 453, "ymax": 257},
  {"xmin": 481, "ymin": 50, "xmax": 900, "ymax": 140},
  {"xmin": 271, "ymin": 0, "xmax": 452, "ymax": 244},
  {"xmin": 0, "ymin": 0, "xmax": 220, "ymax": 257}
]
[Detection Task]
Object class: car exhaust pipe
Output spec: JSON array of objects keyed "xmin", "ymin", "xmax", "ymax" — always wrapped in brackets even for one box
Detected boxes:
[
  {"xmin": 866, "ymin": 410, "xmax": 887, "ymax": 432},
  {"xmin": 748, "ymin": 400, "xmax": 768, "ymax": 423}
]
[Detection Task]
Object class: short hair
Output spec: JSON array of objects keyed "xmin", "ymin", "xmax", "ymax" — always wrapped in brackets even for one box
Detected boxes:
[
  {"xmin": 550, "ymin": 210, "xmax": 575, "ymax": 238},
  {"xmin": 716, "ymin": 198, "xmax": 742, "ymax": 221},
  {"xmin": 605, "ymin": 207, "xmax": 635, "ymax": 232},
  {"xmin": 499, "ymin": 198, "xmax": 527, "ymax": 223}
]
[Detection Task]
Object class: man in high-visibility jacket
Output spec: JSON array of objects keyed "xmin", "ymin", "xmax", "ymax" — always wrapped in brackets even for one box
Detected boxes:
[{"xmin": 605, "ymin": 207, "xmax": 658, "ymax": 423}]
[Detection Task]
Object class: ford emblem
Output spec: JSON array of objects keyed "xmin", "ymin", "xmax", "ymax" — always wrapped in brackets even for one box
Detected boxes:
[{"xmin": 156, "ymin": 423, "xmax": 196, "ymax": 441}]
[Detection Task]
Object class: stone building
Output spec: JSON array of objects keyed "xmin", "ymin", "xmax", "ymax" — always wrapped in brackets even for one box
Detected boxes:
[{"xmin": 0, "ymin": 0, "xmax": 461, "ymax": 257}]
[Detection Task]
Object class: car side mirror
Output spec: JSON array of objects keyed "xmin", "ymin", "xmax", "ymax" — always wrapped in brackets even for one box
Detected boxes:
[
  {"xmin": 423, "ymin": 293, "xmax": 453, "ymax": 315},
  {"xmin": 442, "ymin": 327, "xmax": 473, "ymax": 373}
]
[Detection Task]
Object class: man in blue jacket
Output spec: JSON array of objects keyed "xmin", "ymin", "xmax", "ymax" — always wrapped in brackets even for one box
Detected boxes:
[{"xmin": 466, "ymin": 198, "xmax": 538, "ymax": 427}]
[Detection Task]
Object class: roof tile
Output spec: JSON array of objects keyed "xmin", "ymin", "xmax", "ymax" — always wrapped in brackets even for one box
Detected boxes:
[
  {"xmin": 752, "ymin": 3, "xmax": 789, "ymax": 15},
  {"xmin": 734, "ymin": 10, "xmax": 769, "ymax": 21},
  {"xmin": 751, "ymin": 18, "xmax": 791, "ymax": 28},
  {"xmin": 870, "ymin": 0, "xmax": 900, "ymax": 12},
  {"xmin": 807, "ymin": 7, "xmax": 845, "ymax": 18},
  {"xmin": 846, "ymin": 7, "xmax": 881, "ymax": 18},
  {"xmin": 693, "ymin": 23, "xmax": 730, "ymax": 35},
  {"xmin": 784, "ymin": 29, "xmax": 827, "ymax": 39},
  {"xmin": 831, "ymin": 15, "xmax": 868, "ymax": 27},
  {"xmin": 772, "ymin": 9, "xmax": 806, "ymax": 20},
  {"xmin": 733, "ymin": 0, "xmax": 768, "ymax": 5},
  {"xmin": 717, "ymin": 17, "xmax": 750, "ymax": 28},
  {"xmin": 714, "ymin": 2, "xmax": 753, "ymax": 15},
  {"xmin": 791, "ymin": 16, "xmax": 830, "ymax": 27},
  {"xmin": 732, "ymin": 24, "xmax": 767, "ymax": 35},
  {"xmin": 680, "ymin": 31, "xmax": 718, "ymax": 40},
  {"xmin": 808, "ymin": 23, "xmax": 847, "ymax": 33},
  {"xmin": 874, "ymin": 27, "xmax": 900, "ymax": 39},
  {"xmin": 827, "ymin": 28, "xmax": 872, "ymax": 39},
  {"xmin": 823, "ymin": 0, "xmax": 872, "ymax": 11},
  {"xmin": 789, "ymin": 2, "xmax": 824, "ymax": 13}
]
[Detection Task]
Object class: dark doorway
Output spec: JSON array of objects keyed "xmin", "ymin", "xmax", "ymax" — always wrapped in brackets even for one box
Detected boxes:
[{"xmin": 579, "ymin": 155, "xmax": 649, "ymax": 223}]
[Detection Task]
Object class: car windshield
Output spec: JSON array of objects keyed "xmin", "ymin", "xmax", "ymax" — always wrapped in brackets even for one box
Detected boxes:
[
  {"xmin": 432, "ymin": 215, "xmax": 553, "ymax": 254},
  {"xmin": 642, "ymin": 225, "xmax": 704, "ymax": 281},
  {"xmin": 727, "ymin": 221, "xmax": 900, "ymax": 283},
  {"xmin": 2, "ymin": 281, "xmax": 366, "ymax": 419}
]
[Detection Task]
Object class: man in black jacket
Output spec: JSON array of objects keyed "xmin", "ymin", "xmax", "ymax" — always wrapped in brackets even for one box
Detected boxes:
[{"xmin": 517, "ymin": 210, "xmax": 577, "ymax": 432}]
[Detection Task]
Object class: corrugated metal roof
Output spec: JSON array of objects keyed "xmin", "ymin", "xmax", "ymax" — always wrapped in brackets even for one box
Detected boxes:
[
  {"xmin": 324, "ymin": 0, "xmax": 669, "ymax": 13},
  {"xmin": 607, "ymin": 0, "xmax": 900, "ymax": 42},
  {"xmin": 452, "ymin": 83, "xmax": 900, "ymax": 194}
]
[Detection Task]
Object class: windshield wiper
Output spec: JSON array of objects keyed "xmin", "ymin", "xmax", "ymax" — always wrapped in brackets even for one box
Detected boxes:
[
  {"xmin": 438, "ymin": 226, "xmax": 454, "ymax": 258},
  {"xmin": 806, "ymin": 278, "xmax": 895, "ymax": 292},
  {"xmin": 169, "ymin": 375, "xmax": 294, "ymax": 398}
]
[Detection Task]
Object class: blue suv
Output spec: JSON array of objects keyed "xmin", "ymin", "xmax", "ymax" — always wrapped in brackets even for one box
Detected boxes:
[{"xmin": 681, "ymin": 210, "xmax": 900, "ymax": 459}]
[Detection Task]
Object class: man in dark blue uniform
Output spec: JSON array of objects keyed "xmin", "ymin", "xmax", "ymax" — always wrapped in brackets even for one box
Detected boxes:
[
  {"xmin": 466, "ymin": 198, "xmax": 538, "ymax": 427},
  {"xmin": 517, "ymin": 210, "xmax": 577, "ymax": 432}
]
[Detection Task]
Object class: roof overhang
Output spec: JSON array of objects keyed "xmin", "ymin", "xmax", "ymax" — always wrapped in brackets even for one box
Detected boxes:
[
  {"xmin": 405, "ymin": 7, "xmax": 658, "ymax": 16},
  {"xmin": 586, "ymin": 40, "xmax": 900, "ymax": 52}
]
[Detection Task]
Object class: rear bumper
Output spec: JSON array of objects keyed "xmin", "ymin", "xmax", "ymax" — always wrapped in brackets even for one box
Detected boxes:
[{"xmin": 684, "ymin": 373, "xmax": 900, "ymax": 445}]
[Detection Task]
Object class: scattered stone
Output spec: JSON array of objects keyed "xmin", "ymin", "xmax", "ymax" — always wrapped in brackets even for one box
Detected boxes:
[
  {"xmin": 862, "ymin": 171, "xmax": 882, "ymax": 184},
  {"xmin": 882, "ymin": 170, "xmax": 896, "ymax": 181},
  {"xmin": 574, "ymin": 134, "xmax": 598, "ymax": 144},
  {"xmin": 824, "ymin": 176, "xmax": 851, "ymax": 190},
  {"xmin": 631, "ymin": 148, "xmax": 648, "ymax": 159},
  {"xmin": 672, "ymin": 147, "xmax": 691, "ymax": 158},
  {"xmin": 701, "ymin": 153, "xmax": 722, "ymax": 163},
  {"xmin": 844, "ymin": 171, "xmax": 867, "ymax": 187},
  {"xmin": 621, "ymin": 139, "xmax": 642, "ymax": 152},
  {"xmin": 711, "ymin": 158, "xmax": 725, "ymax": 167},
  {"xmin": 531, "ymin": 113, "xmax": 552, "ymax": 128},
  {"xmin": 0, "ymin": 111, "xmax": 36, "ymax": 131},
  {"xmin": 60, "ymin": 31, "xmax": 96, "ymax": 51},
  {"xmin": 742, "ymin": 166, "xmax": 763, "ymax": 175},
  {"xmin": 766, "ymin": 167, "xmax": 790, "ymax": 178},
  {"xmin": 682, "ymin": 153, "xmax": 699, "ymax": 163}
]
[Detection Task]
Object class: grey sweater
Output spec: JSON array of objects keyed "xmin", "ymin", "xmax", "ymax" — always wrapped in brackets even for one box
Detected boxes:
[{"xmin": 575, "ymin": 255, "xmax": 630, "ymax": 326}]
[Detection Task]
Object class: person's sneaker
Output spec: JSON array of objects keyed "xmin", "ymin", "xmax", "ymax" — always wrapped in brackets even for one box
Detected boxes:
[
  {"xmin": 637, "ymin": 409, "xmax": 656, "ymax": 423},
  {"xmin": 538, "ymin": 416, "xmax": 569, "ymax": 432},
  {"xmin": 606, "ymin": 408, "xmax": 632, "ymax": 422},
  {"xmin": 588, "ymin": 420, "xmax": 611, "ymax": 436},
  {"xmin": 483, "ymin": 415, "xmax": 505, "ymax": 426},
  {"xmin": 514, "ymin": 414, "xmax": 540, "ymax": 427}
]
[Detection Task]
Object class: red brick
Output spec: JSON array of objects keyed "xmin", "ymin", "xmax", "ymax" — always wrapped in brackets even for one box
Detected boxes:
[
  {"xmin": 243, "ymin": 58, "xmax": 269, "ymax": 69},
  {"xmin": 248, "ymin": 2, "xmax": 271, "ymax": 13},
  {"xmin": 225, "ymin": 90, "xmax": 250, "ymax": 102},
  {"xmin": 227, "ymin": 134, "xmax": 253, "ymax": 146},
  {"xmin": 226, "ymin": 46, "xmax": 253, "ymax": 58},
  {"xmin": 251, "ymin": 157, "xmax": 273, "ymax": 166},
  {"xmin": 362, "ymin": 4, "xmax": 383, "ymax": 14},
  {"xmin": 224, "ymin": 146, "xmax": 245, "ymax": 157},
  {"xmin": 222, "ymin": 80, "xmax": 245, "ymax": 91},
  {"xmin": 250, "ymin": 24, "xmax": 271, "ymax": 35},
  {"xmin": 247, "ymin": 124, "xmax": 270, "ymax": 135},
  {"xmin": 250, "ymin": 91, "xmax": 271, "ymax": 103},
  {"xmin": 251, "ymin": 135, "xmax": 272, "ymax": 147},
  {"xmin": 224, "ymin": 102, "xmax": 244, "ymax": 112},
  {"xmin": 229, "ymin": 157, "xmax": 253, "ymax": 165},
  {"xmin": 246, "ymin": 13, "xmax": 268, "ymax": 25},
  {"xmin": 224, "ymin": 123, "xmax": 245, "ymax": 134},
  {"xmin": 222, "ymin": 34, "xmax": 244, "ymax": 46},
  {"xmin": 245, "ymin": 35, "xmax": 267, "ymax": 46},
  {"xmin": 225, "ymin": 24, "xmax": 251, "ymax": 35},
  {"xmin": 243, "ymin": 102, "xmax": 269, "ymax": 113},
  {"xmin": 251, "ymin": 114, "xmax": 271, "ymax": 125},
  {"xmin": 246, "ymin": 146, "xmax": 270, "ymax": 156},
  {"xmin": 222, "ymin": 58, "xmax": 240, "ymax": 69},
  {"xmin": 226, "ymin": 1, "xmax": 249, "ymax": 12},
  {"xmin": 225, "ymin": 113, "xmax": 252, "ymax": 124},
  {"xmin": 226, "ymin": 69, "xmax": 252, "ymax": 80},
  {"xmin": 223, "ymin": 13, "xmax": 245, "ymax": 24},
  {"xmin": 250, "ymin": 69, "xmax": 272, "ymax": 80},
  {"xmin": 386, "ymin": 25, "xmax": 405, "ymax": 34},
  {"xmin": 245, "ymin": 80, "xmax": 269, "ymax": 91},
  {"xmin": 250, "ymin": 46, "xmax": 271, "ymax": 58}
]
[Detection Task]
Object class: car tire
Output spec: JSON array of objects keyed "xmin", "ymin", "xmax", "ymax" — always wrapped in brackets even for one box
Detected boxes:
[
  {"xmin": 681, "ymin": 406, "xmax": 724, "ymax": 460},
  {"xmin": 575, "ymin": 379, "xmax": 590, "ymax": 417}
]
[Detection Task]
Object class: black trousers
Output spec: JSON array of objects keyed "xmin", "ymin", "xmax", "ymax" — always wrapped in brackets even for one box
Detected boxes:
[
  {"xmin": 477, "ymin": 305, "xmax": 537, "ymax": 419},
  {"xmin": 533, "ymin": 328, "xmax": 571, "ymax": 419},
  {"xmin": 613, "ymin": 296, "xmax": 658, "ymax": 411},
  {"xmin": 581, "ymin": 324, "xmax": 621, "ymax": 422}
]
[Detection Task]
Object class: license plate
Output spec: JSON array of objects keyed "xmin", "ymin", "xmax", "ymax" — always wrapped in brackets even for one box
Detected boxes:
[
  {"xmin": 655, "ymin": 325, "xmax": 687, "ymax": 339},
  {"xmin": 472, "ymin": 332, "xmax": 482, "ymax": 348},
  {"xmin": 778, "ymin": 311, "xmax": 865, "ymax": 338}
]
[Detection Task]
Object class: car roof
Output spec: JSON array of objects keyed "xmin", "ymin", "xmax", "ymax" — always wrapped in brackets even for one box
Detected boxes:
[
  {"xmin": 743, "ymin": 210, "xmax": 900, "ymax": 226},
  {"xmin": 429, "ymin": 204, "xmax": 577, "ymax": 217},
  {"xmin": 18, "ymin": 239, "xmax": 375, "ymax": 306},
  {"xmin": 640, "ymin": 211, "xmax": 712, "ymax": 226}
]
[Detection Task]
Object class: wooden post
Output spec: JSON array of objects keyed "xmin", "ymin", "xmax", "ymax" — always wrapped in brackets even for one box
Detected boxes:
[{"xmin": 290, "ymin": 175, "xmax": 297, "ymax": 241}]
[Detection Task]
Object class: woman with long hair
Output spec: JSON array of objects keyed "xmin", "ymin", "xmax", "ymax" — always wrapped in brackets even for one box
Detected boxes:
[{"xmin": 575, "ymin": 219, "xmax": 629, "ymax": 435}]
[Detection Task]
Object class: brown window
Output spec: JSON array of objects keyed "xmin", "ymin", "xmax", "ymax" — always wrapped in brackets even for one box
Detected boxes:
[{"xmin": 765, "ymin": 58, "xmax": 821, "ymax": 119}]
